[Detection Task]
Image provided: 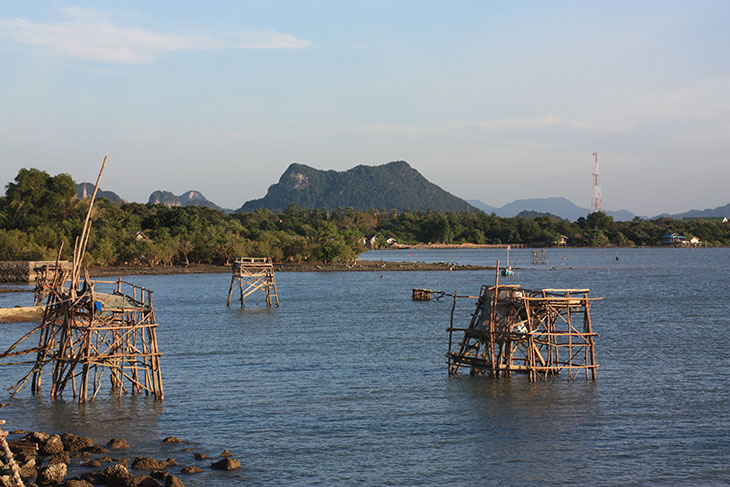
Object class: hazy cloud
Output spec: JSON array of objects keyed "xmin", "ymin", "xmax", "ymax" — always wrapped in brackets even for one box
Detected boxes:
[{"xmin": 0, "ymin": 7, "xmax": 312, "ymax": 63}]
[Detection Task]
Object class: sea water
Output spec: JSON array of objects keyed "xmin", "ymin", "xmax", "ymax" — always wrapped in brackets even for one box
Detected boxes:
[{"xmin": 1, "ymin": 248, "xmax": 729, "ymax": 485}]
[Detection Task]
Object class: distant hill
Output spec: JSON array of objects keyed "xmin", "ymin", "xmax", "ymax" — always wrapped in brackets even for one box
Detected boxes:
[
  {"xmin": 469, "ymin": 197, "xmax": 634, "ymax": 221},
  {"xmin": 655, "ymin": 203, "xmax": 730, "ymax": 220},
  {"xmin": 240, "ymin": 161, "xmax": 474, "ymax": 213},
  {"xmin": 515, "ymin": 210, "xmax": 563, "ymax": 220},
  {"xmin": 76, "ymin": 183, "xmax": 123, "ymax": 203},
  {"xmin": 148, "ymin": 190, "xmax": 223, "ymax": 211}
]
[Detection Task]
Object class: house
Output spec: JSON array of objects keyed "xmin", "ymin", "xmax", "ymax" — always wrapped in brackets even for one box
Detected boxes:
[
  {"xmin": 126, "ymin": 231, "xmax": 149, "ymax": 241},
  {"xmin": 661, "ymin": 233, "xmax": 687, "ymax": 245},
  {"xmin": 553, "ymin": 235, "xmax": 568, "ymax": 247},
  {"xmin": 689, "ymin": 236, "xmax": 702, "ymax": 247}
]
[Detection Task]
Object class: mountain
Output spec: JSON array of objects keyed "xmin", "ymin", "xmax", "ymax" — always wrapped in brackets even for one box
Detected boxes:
[
  {"xmin": 655, "ymin": 203, "xmax": 730, "ymax": 220},
  {"xmin": 239, "ymin": 161, "xmax": 474, "ymax": 213},
  {"xmin": 76, "ymin": 183, "xmax": 123, "ymax": 203},
  {"xmin": 148, "ymin": 190, "xmax": 223, "ymax": 211},
  {"xmin": 469, "ymin": 197, "xmax": 634, "ymax": 221}
]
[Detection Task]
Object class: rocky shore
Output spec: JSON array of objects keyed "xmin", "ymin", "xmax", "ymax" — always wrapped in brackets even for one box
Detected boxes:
[{"xmin": 1, "ymin": 430, "xmax": 242, "ymax": 486}]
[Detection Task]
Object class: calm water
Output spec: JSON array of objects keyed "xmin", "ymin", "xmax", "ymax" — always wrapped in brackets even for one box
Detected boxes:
[{"xmin": 1, "ymin": 248, "xmax": 729, "ymax": 486}]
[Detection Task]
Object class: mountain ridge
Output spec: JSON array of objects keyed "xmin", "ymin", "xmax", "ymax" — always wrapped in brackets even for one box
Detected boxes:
[
  {"xmin": 468, "ymin": 197, "xmax": 635, "ymax": 221},
  {"xmin": 239, "ymin": 160, "xmax": 474, "ymax": 213},
  {"xmin": 148, "ymin": 190, "xmax": 224, "ymax": 211}
]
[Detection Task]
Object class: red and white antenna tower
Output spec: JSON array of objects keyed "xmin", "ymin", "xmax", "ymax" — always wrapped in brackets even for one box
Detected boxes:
[{"xmin": 591, "ymin": 152, "xmax": 603, "ymax": 212}]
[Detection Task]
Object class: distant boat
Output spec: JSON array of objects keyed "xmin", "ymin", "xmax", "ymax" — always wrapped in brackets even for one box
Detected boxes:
[{"xmin": 501, "ymin": 246, "xmax": 515, "ymax": 276}]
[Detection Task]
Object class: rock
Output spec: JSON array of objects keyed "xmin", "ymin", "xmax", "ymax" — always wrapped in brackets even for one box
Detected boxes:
[
  {"xmin": 219, "ymin": 450, "xmax": 233, "ymax": 457},
  {"xmin": 23, "ymin": 431, "xmax": 50, "ymax": 445},
  {"xmin": 49, "ymin": 451, "xmax": 71, "ymax": 465},
  {"xmin": 82, "ymin": 446, "xmax": 108, "ymax": 455},
  {"xmin": 131, "ymin": 457, "xmax": 168, "ymax": 471},
  {"xmin": 19, "ymin": 457, "xmax": 38, "ymax": 479},
  {"xmin": 61, "ymin": 433, "xmax": 94, "ymax": 452},
  {"xmin": 64, "ymin": 479, "xmax": 94, "ymax": 487},
  {"xmin": 40, "ymin": 434, "xmax": 65, "ymax": 455},
  {"xmin": 14, "ymin": 451, "xmax": 37, "ymax": 463},
  {"xmin": 161, "ymin": 437, "xmax": 181, "ymax": 444},
  {"xmin": 37, "ymin": 462, "xmax": 68, "ymax": 485},
  {"xmin": 106, "ymin": 438, "xmax": 130, "ymax": 449},
  {"xmin": 180, "ymin": 466, "xmax": 202, "ymax": 474},
  {"xmin": 193, "ymin": 453, "xmax": 208, "ymax": 460},
  {"xmin": 81, "ymin": 458, "xmax": 101, "ymax": 468},
  {"xmin": 133, "ymin": 476, "xmax": 161, "ymax": 487},
  {"xmin": 165, "ymin": 474, "xmax": 184, "ymax": 487},
  {"xmin": 164, "ymin": 458, "xmax": 177, "ymax": 467},
  {"xmin": 149, "ymin": 471, "xmax": 183, "ymax": 487},
  {"xmin": 80, "ymin": 471, "xmax": 106, "ymax": 484},
  {"xmin": 211, "ymin": 457, "xmax": 241, "ymax": 471},
  {"xmin": 102, "ymin": 463, "xmax": 131, "ymax": 486}
]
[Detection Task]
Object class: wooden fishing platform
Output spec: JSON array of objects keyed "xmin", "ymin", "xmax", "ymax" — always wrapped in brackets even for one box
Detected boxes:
[
  {"xmin": 447, "ymin": 266, "xmax": 600, "ymax": 381},
  {"xmin": 226, "ymin": 257, "xmax": 279, "ymax": 308},
  {"xmin": 0, "ymin": 157, "xmax": 164, "ymax": 402}
]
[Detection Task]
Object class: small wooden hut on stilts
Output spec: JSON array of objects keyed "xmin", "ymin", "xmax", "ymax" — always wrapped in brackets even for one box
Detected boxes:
[
  {"xmin": 226, "ymin": 257, "xmax": 279, "ymax": 308},
  {"xmin": 0, "ymin": 157, "xmax": 164, "ymax": 402},
  {"xmin": 447, "ymin": 263, "xmax": 599, "ymax": 381}
]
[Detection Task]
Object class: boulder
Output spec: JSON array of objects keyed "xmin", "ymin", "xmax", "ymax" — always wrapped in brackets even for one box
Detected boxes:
[
  {"xmin": 81, "ymin": 458, "xmax": 102, "ymax": 468},
  {"xmin": 106, "ymin": 438, "xmax": 130, "ymax": 449},
  {"xmin": 61, "ymin": 433, "xmax": 94, "ymax": 452},
  {"xmin": 82, "ymin": 446, "xmax": 108, "ymax": 455},
  {"xmin": 102, "ymin": 463, "xmax": 131, "ymax": 486},
  {"xmin": 36, "ymin": 462, "xmax": 68, "ymax": 485},
  {"xmin": 133, "ymin": 476, "xmax": 162, "ymax": 487},
  {"xmin": 64, "ymin": 479, "xmax": 94, "ymax": 487},
  {"xmin": 180, "ymin": 466, "xmax": 202, "ymax": 474},
  {"xmin": 193, "ymin": 453, "xmax": 208, "ymax": 460},
  {"xmin": 131, "ymin": 457, "xmax": 168, "ymax": 471},
  {"xmin": 80, "ymin": 471, "xmax": 106, "ymax": 484},
  {"xmin": 23, "ymin": 431, "xmax": 50, "ymax": 445},
  {"xmin": 164, "ymin": 474, "xmax": 184, "ymax": 487},
  {"xmin": 40, "ymin": 434, "xmax": 65, "ymax": 455},
  {"xmin": 19, "ymin": 457, "xmax": 38, "ymax": 479},
  {"xmin": 49, "ymin": 451, "xmax": 71, "ymax": 465},
  {"xmin": 161, "ymin": 437, "xmax": 181, "ymax": 444},
  {"xmin": 211, "ymin": 457, "xmax": 241, "ymax": 471}
]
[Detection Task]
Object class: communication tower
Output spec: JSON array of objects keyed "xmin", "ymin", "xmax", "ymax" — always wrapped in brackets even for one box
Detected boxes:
[{"xmin": 591, "ymin": 152, "xmax": 603, "ymax": 212}]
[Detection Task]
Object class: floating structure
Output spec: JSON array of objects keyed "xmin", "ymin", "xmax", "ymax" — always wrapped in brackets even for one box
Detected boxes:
[
  {"xmin": 412, "ymin": 288, "xmax": 449, "ymax": 301},
  {"xmin": 500, "ymin": 245, "xmax": 514, "ymax": 276},
  {"xmin": 0, "ymin": 157, "xmax": 164, "ymax": 402},
  {"xmin": 226, "ymin": 257, "xmax": 279, "ymax": 308},
  {"xmin": 447, "ymin": 265, "xmax": 599, "ymax": 381}
]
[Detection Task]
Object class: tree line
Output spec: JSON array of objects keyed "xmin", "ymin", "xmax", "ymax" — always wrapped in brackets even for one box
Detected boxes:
[{"xmin": 1, "ymin": 168, "xmax": 728, "ymax": 266}]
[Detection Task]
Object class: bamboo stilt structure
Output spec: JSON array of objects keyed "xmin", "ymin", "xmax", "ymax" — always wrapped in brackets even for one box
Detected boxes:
[
  {"xmin": 0, "ymin": 422, "xmax": 25, "ymax": 487},
  {"xmin": 446, "ymin": 262, "xmax": 600, "ymax": 381},
  {"xmin": 0, "ymin": 157, "xmax": 164, "ymax": 402},
  {"xmin": 226, "ymin": 257, "xmax": 279, "ymax": 308}
]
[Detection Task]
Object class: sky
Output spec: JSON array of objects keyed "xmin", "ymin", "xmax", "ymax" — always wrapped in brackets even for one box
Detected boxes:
[{"xmin": 1, "ymin": 1, "xmax": 728, "ymax": 216}]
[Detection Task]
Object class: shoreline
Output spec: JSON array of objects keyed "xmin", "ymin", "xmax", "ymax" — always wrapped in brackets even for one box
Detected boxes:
[{"xmin": 83, "ymin": 260, "xmax": 488, "ymax": 278}]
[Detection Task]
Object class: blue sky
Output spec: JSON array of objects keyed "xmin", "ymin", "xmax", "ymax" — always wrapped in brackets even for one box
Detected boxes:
[{"xmin": 1, "ymin": 1, "xmax": 728, "ymax": 216}]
